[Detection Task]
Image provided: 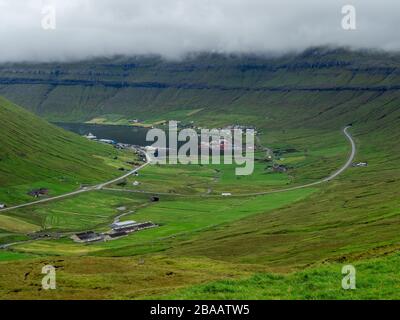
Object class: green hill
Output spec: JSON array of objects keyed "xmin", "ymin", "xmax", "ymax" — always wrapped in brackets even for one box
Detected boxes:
[{"xmin": 0, "ymin": 96, "xmax": 129, "ymax": 206}]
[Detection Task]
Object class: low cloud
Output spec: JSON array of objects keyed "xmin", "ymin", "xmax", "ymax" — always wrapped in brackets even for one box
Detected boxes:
[{"xmin": 0, "ymin": 0, "xmax": 399, "ymax": 62}]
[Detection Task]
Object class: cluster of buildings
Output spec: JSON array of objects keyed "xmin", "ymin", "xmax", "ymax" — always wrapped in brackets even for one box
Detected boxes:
[
  {"xmin": 114, "ymin": 142, "xmax": 132, "ymax": 150},
  {"xmin": 200, "ymin": 139, "xmax": 235, "ymax": 151},
  {"xmin": 223, "ymin": 124, "xmax": 257, "ymax": 132},
  {"xmin": 83, "ymin": 133, "xmax": 116, "ymax": 145},
  {"xmin": 84, "ymin": 133, "xmax": 135, "ymax": 150},
  {"xmin": 83, "ymin": 133, "xmax": 147, "ymax": 158},
  {"xmin": 71, "ymin": 220, "xmax": 157, "ymax": 243}
]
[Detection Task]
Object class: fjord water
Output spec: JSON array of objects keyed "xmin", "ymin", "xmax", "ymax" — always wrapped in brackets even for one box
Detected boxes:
[{"xmin": 54, "ymin": 122, "xmax": 151, "ymax": 146}]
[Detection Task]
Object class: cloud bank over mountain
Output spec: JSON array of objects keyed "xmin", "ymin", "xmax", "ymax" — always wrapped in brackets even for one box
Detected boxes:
[{"xmin": 0, "ymin": 0, "xmax": 399, "ymax": 62}]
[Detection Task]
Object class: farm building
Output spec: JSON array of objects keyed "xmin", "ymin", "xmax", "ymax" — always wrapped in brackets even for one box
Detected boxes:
[
  {"xmin": 272, "ymin": 164, "xmax": 288, "ymax": 173},
  {"xmin": 123, "ymin": 221, "xmax": 157, "ymax": 233},
  {"xmin": 104, "ymin": 231, "xmax": 128, "ymax": 240},
  {"xmin": 110, "ymin": 221, "xmax": 157, "ymax": 234},
  {"xmin": 221, "ymin": 193, "xmax": 232, "ymax": 196},
  {"xmin": 111, "ymin": 220, "xmax": 137, "ymax": 230},
  {"xmin": 150, "ymin": 196, "xmax": 160, "ymax": 202},
  {"xmin": 71, "ymin": 231, "xmax": 103, "ymax": 243},
  {"xmin": 0, "ymin": 203, "xmax": 6, "ymax": 209}
]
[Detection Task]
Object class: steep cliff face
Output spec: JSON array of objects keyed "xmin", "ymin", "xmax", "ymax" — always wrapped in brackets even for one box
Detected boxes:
[{"xmin": 0, "ymin": 48, "xmax": 399, "ymax": 130}]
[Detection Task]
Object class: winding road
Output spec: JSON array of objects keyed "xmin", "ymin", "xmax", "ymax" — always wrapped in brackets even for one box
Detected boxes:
[
  {"xmin": 233, "ymin": 125, "xmax": 356, "ymax": 197},
  {"xmin": 0, "ymin": 151, "xmax": 151, "ymax": 214},
  {"xmin": 0, "ymin": 126, "xmax": 355, "ymax": 213}
]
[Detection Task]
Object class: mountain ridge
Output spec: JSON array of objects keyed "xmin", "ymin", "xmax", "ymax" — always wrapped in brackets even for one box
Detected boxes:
[{"xmin": 0, "ymin": 47, "xmax": 399, "ymax": 125}]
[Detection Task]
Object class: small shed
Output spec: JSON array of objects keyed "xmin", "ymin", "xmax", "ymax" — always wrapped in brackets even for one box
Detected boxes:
[{"xmin": 27, "ymin": 188, "xmax": 49, "ymax": 198}]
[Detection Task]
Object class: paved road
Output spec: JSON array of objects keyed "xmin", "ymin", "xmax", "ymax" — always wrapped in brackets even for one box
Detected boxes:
[
  {"xmin": 105, "ymin": 126, "xmax": 356, "ymax": 198},
  {"xmin": 322, "ymin": 126, "xmax": 356, "ymax": 182},
  {"xmin": 0, "ymin": 151, "xmax": 151, "ymax": 214}
]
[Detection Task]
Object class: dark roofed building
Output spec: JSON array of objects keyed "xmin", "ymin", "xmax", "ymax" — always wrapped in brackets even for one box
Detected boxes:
[
  {"xmin": 105, "ymin": 231, "xmax": 128, "ymax": 240},
  {"xmin": 272, "ymin": 164, "xmax": 288, "ymax": 173},
  {"xmin": 28, "ymin": 188, "xmax": 49, "ymax": 198},
  {"xmin": 71, "ymin": 231, "xmax": 103, "ymax": 243}
]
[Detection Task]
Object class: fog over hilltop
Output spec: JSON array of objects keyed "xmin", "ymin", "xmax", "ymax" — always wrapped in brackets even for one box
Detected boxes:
[{"xmin": 0, "ymin": 0, "xmax": 399, "ymax": 62}]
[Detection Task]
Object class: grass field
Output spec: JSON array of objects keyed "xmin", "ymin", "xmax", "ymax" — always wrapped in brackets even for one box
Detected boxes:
[
  {"xmin": 160, "ymin": 250, "xmax": 400, "ymax": 300},
  {"xmin": 10, "ymin": 188, "xmax": 315, "ymax": 256},
  {"xmin": 2, "ymin": 191, "xmax": 148, "ymax": 232}
]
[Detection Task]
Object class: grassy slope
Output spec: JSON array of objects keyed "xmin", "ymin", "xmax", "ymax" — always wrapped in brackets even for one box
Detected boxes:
[
  {"xmin": 11, "ymin": 188, "xmax": 315, "ymax": 256},
  {"xmin": 0, "ymin": 96, "xmax": 123, "ymax": 202},
  {"xmin": 161, "ymin": 250, "xmax": 400, "ymax": 300},
  {"xmin": 0, "ymin": 96, "xmax": 138, "ymax": 232},
  {"xmin": 165, "ymin": 126, "xmax": 400, "ymax": 269},
  {"xmin": 0, "ymin": 255, "xmax": 259, "ymax": 299}
]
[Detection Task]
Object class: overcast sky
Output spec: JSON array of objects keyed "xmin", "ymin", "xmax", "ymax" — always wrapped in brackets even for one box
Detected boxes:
[{"xmin": 0, "ymin": 0, "xmax": 399, "ymax": 62}]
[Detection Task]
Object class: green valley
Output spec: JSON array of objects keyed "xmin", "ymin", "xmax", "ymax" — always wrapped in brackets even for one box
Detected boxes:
[{"xmin": 0, "ymin": 49, "xmax": 399, "ymax": 300}]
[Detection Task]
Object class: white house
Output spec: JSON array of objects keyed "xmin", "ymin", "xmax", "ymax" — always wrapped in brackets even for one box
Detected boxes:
[
  {"xmin": 221, "ymin": 192, "xmax": 232, "ymax": 196},
  {"xmin": 84, "ymin": 132, "xmax": 97, "ymax": 140}
]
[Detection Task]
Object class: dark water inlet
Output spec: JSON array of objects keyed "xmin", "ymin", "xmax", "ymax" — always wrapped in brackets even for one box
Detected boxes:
[{"xmin": 54, "ymin": 122, "xmax": 151, "ymax": 146}]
